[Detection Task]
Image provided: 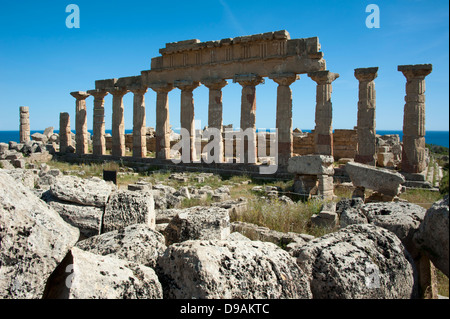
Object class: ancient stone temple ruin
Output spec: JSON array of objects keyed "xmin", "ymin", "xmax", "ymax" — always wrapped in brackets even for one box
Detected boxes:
[{"xmin": 66, "ymin": 30, "xmax": 432, "ymax": 181}]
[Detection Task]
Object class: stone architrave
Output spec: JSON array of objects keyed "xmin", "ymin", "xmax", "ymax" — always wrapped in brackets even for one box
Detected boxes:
[
  {"xmin": 234, "ymin": 74, "xmax": 264, "ymax": 164},
  {"xmin": 59, "ymin": 112, "xmax": 72, "ymax": 153},
  {"xmin": 354, "ymin": 67, "xmax": 378, "ymax": 166},
  {"xmin": 149, "ymin": 83, "xmax": 174, "ymax": 159},
  {"xmin": 109, "ymin": 87, "xmax": 128, "ymax": 157},
  {"xmin": 203, "ymin": 78, "xmax": 228, "ymax": 163},
  {"xmin": 130, "ymin": 87, "xmax": 148, "ymax": 158},
  {"xmin": 398, "ymin": 64, "xmax": 432, "ymax": 174},
  {"xmin": 308, "ymin": 71, "xmax": 339, "ymax": 156},
  {"xmin": 70, "ymin": 91, "xmax": 90, "ymax": 155},
  {"xmin": 87, "ymin": 89, "xmax": 108, "ymax": 156},
  {"xmin": 269, "ymin": 73, "xmax": 299, "ymax": 166},
  {"xmin": 19, "ymin": 106, "xmax": 30, "ymax": 143},
  {"xmin": 175, "ymin": 80, "xmax": 201, "ymax": 162}
]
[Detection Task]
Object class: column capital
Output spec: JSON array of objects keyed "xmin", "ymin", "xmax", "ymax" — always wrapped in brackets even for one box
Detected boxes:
[
  {"xmin": 174, "ymin": 80, "xmax": 201, "ymax": 91},
  {"xmin": 233, "ymin": 74, "xmax": 264, "ymax": 87},
  {"xmin": 130, "ymin": 87, "xmax": 148, "ymax": 95},
  {"xmin": 149, "ymin": 82, "xmax": 174, "ymax": 94},
  {"xmin": 87, "ymin": 89, "xmax": 108, "ymax": 99},
  {"xmin": 202, "ymin": 78, "xmax": 228, "ymax": 90},
  {"xmin": 308, "ymin": 70, "xmax": 339, "ymax": 84},
  {"xmin": 354, "ymin": 67, "xmax": 379, "ymax": 82},
  {"xmin": 70, "ymin": 91, "xmax": 90, "ymax": 100},
  {"xmin": 269, "ymin": 72, "xmax": 299, "ymax": 86},
  {"xmin": 108, "ymin": 87, "xmax": 129, "ymax": 97},
  {"xmin": 398, "ymin": 64, "xmax": 432, "ymax": 79}
]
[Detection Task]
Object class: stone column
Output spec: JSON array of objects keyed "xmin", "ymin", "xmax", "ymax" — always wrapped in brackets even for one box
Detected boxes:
[
  {"xmin": 149, "ymin": 83, "xmax": 174, "ymax": 159},
  {"xmin": 354, "ymin": 67, "xmax": 378, "ymax": 166},
  {"xmin": 131, "ymin": 87, "xmax": 148, "ymax": 158},
  {"xmin": 398, "ymin": 64, "xmax": 433, "ymax": 173},
  {"xmin": 269, "ymin": 73, "xmax": 299, "ymax": 166},
  {"xmin": 203, "ymin": 78, "xmax": 228, "ymax": 163},
  {"xmin": 234, "ymin": 74, "xmax": 264, "ymax": 164},
  {"xmin": 19, "ymin": 106, "xmax": 30, "ymax": 143},
  {"xmin": 87, "ymin": 89, "xmax": 108, "ymax": 156},
  {"xmin": 59, "ymin": 112, "xmax": 72, "ymax": 153},
  {"xmin": 70, "ymin": 91, "xmax": 90, "ymax": 155},
  {"xmin": 308, "ymin": 71, "xmax": 340, "ymax": 156},
  {"xmin": 109, "ymin": 87, "xmax": 128, "ymax": 157},
  {"xmin": 175, "ymin": 80, "xmax": 201, "ymax": 162}
]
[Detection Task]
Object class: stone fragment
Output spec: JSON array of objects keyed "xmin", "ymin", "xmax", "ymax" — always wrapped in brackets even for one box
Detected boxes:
[
  {"xmin": 288, "ymin": 155, "xmax": 334, "ymax": 175},
  {"xmin": 414, "ymin": 195, "xmax": 449, "ymax": 277},
  {"xmin": 157, "ymin": 240, "xmax": 312, "ymax": 299},
  {"xmin": 103, "ymin": 190, "xmax": 155, "ymax": 233},
  {"xmin": 0, "ymin": 170, "xmax": 79, "ymax": 298},
  {"xmin": 163, "ymin": 206, "xmax": 230, "ymax": 245},
  {"xmin": 47, "ymin": 199, "xmax": 104, "ymax": 238},
  {"xmin": 50, "ymin": 175, "xmax": 114, "ymax": 207},
  {"xmin": 361, "ymin": 202, "xmax": 426, "ymax": 256},
  {"xmin": 293, "ymin": 224, "xmax": 417, "ymax": 299},
  {"xmin": 57, "ymin": 247, "xmax": 163, "ymax": 299},
  {"xmin": 345, "ymin": 161, "xmax": 405, "ymax": 197},
  {"xmin": 75, "ymin": 224, "xmax": 166, "ymax": 269}
]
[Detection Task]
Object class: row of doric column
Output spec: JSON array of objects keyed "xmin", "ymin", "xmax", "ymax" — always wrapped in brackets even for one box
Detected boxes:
[
  {"xmin": 66, "ymin": 63, "xmax": 430, "ymax": 173},
  {"xmin": 68, "ymin": 72, "xmax": 339, "ymax": 165},
  {"xmin": 354, "ymin": 64, "xmax": 432, "ymax": 174}
]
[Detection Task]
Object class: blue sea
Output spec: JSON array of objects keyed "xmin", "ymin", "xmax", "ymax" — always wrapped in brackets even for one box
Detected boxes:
[{"xmin": 0, "ymin": 129, "xmax": 448, "ymax": 148}]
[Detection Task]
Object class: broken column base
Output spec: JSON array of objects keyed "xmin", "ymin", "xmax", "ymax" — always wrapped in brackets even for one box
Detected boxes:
[
  {"xmin": 293, "ymin": 174, "xmax": 335, "ymax": 201},
  {"xmin": 352, "ymin": 186, "xmax": 401, "ymax": 203}
]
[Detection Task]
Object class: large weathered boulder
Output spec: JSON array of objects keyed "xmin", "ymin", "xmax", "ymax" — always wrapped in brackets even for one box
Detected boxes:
[
  {"xmin": 361, "ymin": 202, "xmax": 426, "ymax": 256},
  {"xmin": 414, "ymin": 196, "xmax": 449, "ymax": 277},
  {"xmin": 288, "ymin": 155, "xmax": 334, "ymax": 175},
  {"xmin": 0, "ymin": 170, "xmax": 79, "ymax": 298},
  {"xmin": 157, "ymin": 240, "xmax": 312, "ymax": 299},
  {"xmin": 47, "ymin": 199, "xmax": 104, "ymax": 238},
  {"xmin": 293, "ymin": 224, "xmax": 417, "ymax": 299},
  {"xmin": 163, "ymin": 206, "xmax": 230, "ymax": 245},
  {"xmin": 50, "ymin": 175, "xmax": 114, "ymax": 207},
  {"xmin": 345, "ymin": 162, "xmax": 405, "ymax": 196},
  {"xmin": 3, "ymin": 168, "xmax": 39, "ymax": 190},
  {"xmin": 75, "ymin": 224, "xmax": 166, "ymax": 269},
  {"xmin": 65, "ymin": 247, "xmax": 163, "ymax": 299}
]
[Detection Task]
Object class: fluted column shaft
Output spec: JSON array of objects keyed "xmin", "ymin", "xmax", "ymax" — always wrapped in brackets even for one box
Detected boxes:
[
  {"xmin": 109, "ymin": 88, "xmax": 128, "ymax": 157},
  {"xmin": 150, "ymin": 83, "xmax": 174, "ymax": 159},
  {"xmin": 354, "ymin": 67, "xmax": 378, "ymax": 166},
  {"xmin": 87, "ymin": 89, "xmax": 108, "ymax": 156},
  {"xmin": 131, "ymin": 88, "xmax": 148, "ymax": 158},
  {"xmin": 59, "ymin": 112, "xmax": 71, "ymax": 153},
  {"xmin": 234, "ymin": 74, "xmax": 264, "ymax": 164},
  {"xmin": 203, "ymin": 79, "xmax": 228, "ymax": 163},
  {"xmin": 70, "ymin": 91, "xmax": 90, "ymax": 155},
  {"xmin": 308, "ymin": 71, "xmax": 339, "ymax": 156},
  {"xmin": 19, "ymin": 106, "xmax": 30, "ymax": 143},
  {"xmin": 398, "ymin": 64, "xmax": 432, "ymax": 173},
  {"xmin": 270, "ymin": 73, "xmax": 299, "ymax": 166},
  {"xmin": 175, "ymin": 81, "xmax": 201, "ymax": 162}
]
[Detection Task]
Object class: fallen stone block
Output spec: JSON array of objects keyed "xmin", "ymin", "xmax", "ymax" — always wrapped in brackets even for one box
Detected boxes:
[
  {"xmin": 345, "ymin": 161, "xmax": 405, "ymax": 197},
  {"xmin": 75, "ymin": 224, "xmax": 166, "ymax": 269},
  {"xmin": 164, "ymin": 206, "xmax": 230, "ymax": 245},
  {"xmin": 0, "ymin": 170, "xmax": 79, "ymax": 298},
  {"xmin": 414, "ymin": 195, "xmax": 449, "ymax": 277},
  {"xmin": 103, "ymin": 190, "xmax": 155, "ymax": 233},
  {"xmin": 293, "ymin": 224, "xmax": 417, "ymax": 299},
  {"xmin": 156, "ymin": 240, "xmax": 312, "ymax": 299}
]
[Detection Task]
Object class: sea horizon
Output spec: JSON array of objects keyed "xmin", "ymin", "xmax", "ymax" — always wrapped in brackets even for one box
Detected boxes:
[{"xmin": 0, "ymin": 129, "xmax": 448, "ymax": 148}]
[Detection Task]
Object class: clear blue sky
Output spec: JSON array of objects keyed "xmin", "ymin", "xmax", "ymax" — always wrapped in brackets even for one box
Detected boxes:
[{"xmin": 0, "ymin": 0, "xmax": 448, "ymax": 132}]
